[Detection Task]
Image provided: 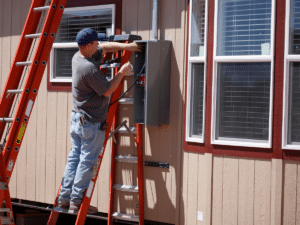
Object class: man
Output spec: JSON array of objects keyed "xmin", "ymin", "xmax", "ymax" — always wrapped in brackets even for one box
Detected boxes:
[{"xmin": 56, "ymin": 28, "xmax": 141, "ymax": 213}]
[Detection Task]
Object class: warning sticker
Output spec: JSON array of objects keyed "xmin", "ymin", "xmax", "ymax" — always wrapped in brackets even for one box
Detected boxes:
[
  {"xmin": 92, "ymin": 158, "xmax": 101, "ymax": 179},
  {"xmin": 86, "ymin": 181, "xmax": 94, "ymax": 199},
  {"xmin": 16, "ymin": 123, "xmax": 27, "ymax": 144},
  {"xmin": 7, "ymin": 159, "xmax": 14, "ymax": 171}
]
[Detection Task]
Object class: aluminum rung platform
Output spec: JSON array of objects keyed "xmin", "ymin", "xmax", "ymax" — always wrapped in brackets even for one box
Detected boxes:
[
  {"xmin": 102, "ymin": 63, "xmax": 121, "ymax": 68},
  {"xmin": 16, "ymin": 61, "xmax": 32, "ymax": 66},
  {"xmin": 0, "ymin": 118, "xmax": 13, "ymax": 123},
  {"xmin": 33, "ymin": 6, "xmax": 50, "ymax": 12},
  {"xmin": 25, "ymin": 33, "xmax": 41, "ymax": 39},
  {"xmin": 112, "ymin": 212, "xmax": 139, "ymax": 222},
  {"xmin": 0, "ymin": 217, "xmax": 14, "ymax": 225},
  {"xmin": 118, "ymin": 126, "xmax": 136, "ymax": 134},
  {"xmin": 0, "ymin": 182, "xmax": 8, "ymax": 190},
  {"xmin": 113, "ymin": 184, "xmax": 138, "ymax": 193},
  {"xmin": 7, "ymin": 90, "xmax": 23, "ymax": 94},
  {"xmin": 0, "ymin": 208, "xmax": 11, "ymax": 213},
  {"xmin": 114, "ymin": 155, "xmax": 137, "ymax": 163},
  {"xmin": 119, "ymin": 98, "xmax": 133, "ymax": 104}
]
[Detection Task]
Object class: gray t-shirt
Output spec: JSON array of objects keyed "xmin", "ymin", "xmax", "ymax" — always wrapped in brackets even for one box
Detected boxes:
[{"xmin": 72, "ymin": 46, "xmax": 111, "ymax": 123}]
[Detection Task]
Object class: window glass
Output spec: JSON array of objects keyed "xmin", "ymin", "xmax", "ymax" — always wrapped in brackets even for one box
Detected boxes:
[
  {"xmin": 216, "ymin": 62, "xmax": 270, "ymax": 140},
  {"xmin": 190, "ymin": 0, "xmax": 206, "ymax": 57},
  {"xmin": 217, "ymin": 0, "xmax": 272, "ymax": 56},
  {"xmin": 289, "ymin": 0, "xmax": 300, "ymax": 54},
  {"xmin": 189, "ymin": 63, "xmax": 205, "ymax": 137}
]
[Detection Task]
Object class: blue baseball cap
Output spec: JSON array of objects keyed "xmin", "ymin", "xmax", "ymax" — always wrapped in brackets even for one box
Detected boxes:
[{"xmin": 76, "ymin": 28, "xmax": 107, "ymax": 45}]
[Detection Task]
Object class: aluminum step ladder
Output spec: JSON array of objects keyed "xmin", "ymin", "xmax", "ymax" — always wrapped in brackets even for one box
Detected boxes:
[
  {"xmin": 0, "ymin": 1, "xmax": 67, "ymax": 224},
  {"xmin": 47, "ymin": 34, "xmax": 143, "ymax": 225}
]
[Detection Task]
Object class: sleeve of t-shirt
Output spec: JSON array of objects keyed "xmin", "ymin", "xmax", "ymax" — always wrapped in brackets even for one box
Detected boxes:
[
  {"xmin": 92, "ymin": 46, "xmax": 103, "ymax": 63},
  {"xmin": 85, "ymin": 65, "xmax": 111, "ymax": 96}
]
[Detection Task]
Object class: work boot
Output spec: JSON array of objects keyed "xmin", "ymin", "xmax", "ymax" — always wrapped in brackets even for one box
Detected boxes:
[
  {"xmin": 69, "ymin": 202, "xmax": 98, "ymax": 214},
  {"xmin": 56, "ymin": 202, "xmax": 70, "ymax": 210}
]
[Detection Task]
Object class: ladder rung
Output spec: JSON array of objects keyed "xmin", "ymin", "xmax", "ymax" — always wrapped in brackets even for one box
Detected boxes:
[
  {"xmin": 113, "ymin": 184, "xmax": 138, "ymax": 193},
  {"xmin": 0, "ymin": 182, "xmax": 8, "ymax": 190},
  {"xmin": 112, "ymin": 212, "xmax": 139, "ymax": 222},
  {"xmin": 0, "ymin": 217, "xmax": 14, "ymax": 224},
  {"xmin": 0, "ymin": 118, "xmax": 13, "ymax": 123},
  {"xmin": 118, "ymin": 127, "xmax": 136, "ymax": 134},
  {"xmin": 33, "ymin": 6, "xmax": 50, "ymax": 12},
  {"xmin": 16, "ymin": 61, "xmax": 32, "ymax": 66},
  {"xmin": 119, "ymin": 98, "xmax": 133, "ymax": 105},
  {"xmin": 114, "ymin": 155, "xmax": 137, "ymax": 164},
  {"xmin": 102, "ymin": 63, "xmax": 121, "ymax": 68},
  {"xmin": 0, "ymin": 208, "xmax": 11, "ymax": 213},
  {"xmin": 25, "ymin": 33, "xmax": 41, "ymax": 39},
  {"xmin": 7, "ymin": 89, "xmax": 23, "ymax": 94}
]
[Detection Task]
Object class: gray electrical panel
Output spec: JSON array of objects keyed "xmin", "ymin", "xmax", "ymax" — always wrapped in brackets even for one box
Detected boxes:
[{"xmin": 133, "ymin": 40, "xmax": 171, "ymax": 127}]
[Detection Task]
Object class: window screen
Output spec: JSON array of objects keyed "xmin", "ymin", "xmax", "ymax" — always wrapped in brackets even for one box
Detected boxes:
[
  {"xmin": 55, "ymin": 8, "xmax": 113, "ymax": 43},
  {"xmin": 190, "ymin": 0, "xmax": 206, "ymax": 57},
  {"xmin": 217, "ymin": 62, "xmax": 270, "ymax": 141},
  {"xmin": 217, "ymin": 0, "xmax": 272, "ymax": 56},
  {"xmin": 189, "ymin": 63, "xmax": 205, "ymax": 137},
  {"xmin": 289, "ymin": 0, "xmax": 300, "ymax": 54},
  {"xmin": 288, "ymin": 62, "xmax": 300, "ymax": 143}
]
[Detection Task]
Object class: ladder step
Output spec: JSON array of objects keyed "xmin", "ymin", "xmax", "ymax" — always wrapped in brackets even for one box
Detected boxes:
[
  {"xmin": 102, "ymin": 63, "xmax": 121, "ymax": 68},
  {"xmin": 112, "ymin": 212, "xmax": 139, "ymax": 222},
  {"xmin": 33, "ymin": 6, "xmax": 50, "ymax": 12},
  {"xmin": 16, "ymin": 61, "xmax": 32, "ymax": 66},
  {"xmin": 0, "ymin": 217, "xmax": 14, "ymax": 225},
  {"xmin": 7, "ymin": 89, "xmax": 23, "ymax": 94},
  {"xmin": 113, "ymin": 184, "xmax": 138, "ymax": 193},
  {"xmin": 118, "ymin": 127, "xmax": 136, "ymax": 134},
  {"xmin": 25, "ymin": 33, "xmax": 41, "ymax": 39},
  {"xmin": 114, "ymin": 155, "xmax": 137, "ymax": 163},
  {"xmin": 119, "ymin": 98, "xmax": 133, "ymax": 104},
  {"xmin": 0, "ymin": 118, "xmax": 13, "ymax": 123},
  {"xmin": 0, "ymin": 208, "xmax": 11, "ymax": 213},
  {"xmin": 0, "ymin": 182, "xmax": 8, "ymax": 190}
]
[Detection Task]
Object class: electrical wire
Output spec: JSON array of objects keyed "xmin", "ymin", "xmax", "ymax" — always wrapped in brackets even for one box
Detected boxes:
[{"xmin": 109, "ymin": 63, "xmax": 145, "ymax": 106}]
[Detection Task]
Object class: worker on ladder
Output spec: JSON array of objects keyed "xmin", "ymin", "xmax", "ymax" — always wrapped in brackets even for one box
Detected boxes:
[{"xmin": 56, "ymin": 28, "xmax": 141, "ymax": 214}]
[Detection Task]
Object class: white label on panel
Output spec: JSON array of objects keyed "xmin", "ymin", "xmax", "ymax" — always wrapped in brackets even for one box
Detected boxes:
[
  {"xmin": 7, "ymin": 159, "xmax": 14, "ymax": 171},
  {"xmin": 261, "ymin": 43, "xmax": 270, "ymax": 55},
  {"xmin": 199, "ymin": 46, "xmax": 205, "ymax": 56},
  {"xmin": 197, "ymin": 211, "xmax": 203, "ymax": 221}
]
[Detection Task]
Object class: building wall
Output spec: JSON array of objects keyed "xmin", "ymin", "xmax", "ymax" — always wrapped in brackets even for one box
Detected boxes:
[{"xmin": 0, "ymin": 0, "xmax": 187, "ymax": 224}]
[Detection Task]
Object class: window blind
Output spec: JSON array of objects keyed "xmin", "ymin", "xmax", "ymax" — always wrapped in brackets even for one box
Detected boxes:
[
  {"xmin": 54, "ymin": 48, "xmax": 77, "ymax": 78},
  {"xmin": 217, "ymin": 0, "xmax": 272, "ymax": 56},
  {"xmin": 217, "ymin": 62, "xmax": 270, "ymax": 140},
  {"xmin": 190, "ymin": 0, "xmax": 206, "ymax": 56},
  {"xmin": 289, "ymin": 0, "xmax": 300, "ymax": 54},
  {"xmin": 189, "ymin": 63, "xmax": 205, "ymax": 137},
  {"xmin": 288, "ymin": 62, "xmax": 300, "ymax": 143},
  {"xmin": 55, "ymin": 8, "xmax": 112, "ymax": 43}
]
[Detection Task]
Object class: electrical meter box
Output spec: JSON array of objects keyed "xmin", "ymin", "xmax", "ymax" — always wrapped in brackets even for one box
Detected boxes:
[{"xmin": 133, "ymin": 40, "xmax": 171, "ymax": 127}]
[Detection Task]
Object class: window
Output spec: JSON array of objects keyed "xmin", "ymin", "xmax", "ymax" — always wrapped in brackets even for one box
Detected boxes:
[
  {"xmin": 186, "ymin": 0, "xmax": 208, "ymax": 143},
  {"xmin": 283, "ymin": 0, "xmax": 300, "ymax": 149},
  {"xmin": 211, "ymin": 0, "xmax": 275, "ymax": 148},
  {"xmin": 49, "ymin": 4, "xmax": 115, "ymax": 83}
]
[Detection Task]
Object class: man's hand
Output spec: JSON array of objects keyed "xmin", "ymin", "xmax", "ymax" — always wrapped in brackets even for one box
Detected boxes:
[{"xmin": 119, "ymin": 61, "xmax": 133, "ymax": 76}]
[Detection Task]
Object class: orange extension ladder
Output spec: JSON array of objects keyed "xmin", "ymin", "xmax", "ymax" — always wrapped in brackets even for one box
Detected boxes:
[
  {"xmin": 47, "ymin": 34, "xmax": 145, "ymax": 225},
  {"xmin": 0, "ymin": 0, "xmax": 67, "ymax": 224}
]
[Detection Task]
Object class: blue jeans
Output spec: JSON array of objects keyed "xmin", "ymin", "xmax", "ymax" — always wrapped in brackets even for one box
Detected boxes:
[{"xmin": 58, "ymin": 111, "xmax": 105, "ymax": 204}]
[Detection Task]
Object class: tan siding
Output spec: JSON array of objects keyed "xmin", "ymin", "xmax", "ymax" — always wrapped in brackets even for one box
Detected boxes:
[
  {"xmin": 212, "ymin": 156, "xmax": 223, "ymax": 225},
  {"xmin": 270, "ymin": 159, "xmax": 282, "ymax": 225},
  {"xmin": 238, "ymin": 158, "xmax": 255, "ymax": 225},
  {"xmin": 283, "ymin": 161, "xmax": 298, "ymax": 225}
]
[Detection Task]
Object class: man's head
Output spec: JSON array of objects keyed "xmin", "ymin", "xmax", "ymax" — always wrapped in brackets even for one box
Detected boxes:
[{"xmin": 76, "ymin": 28, "xmax": 106, "ymax": 57}]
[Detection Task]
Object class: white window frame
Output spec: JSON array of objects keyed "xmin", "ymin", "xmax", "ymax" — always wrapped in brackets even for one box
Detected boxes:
[
  {"xmin": 211, "ymin": 0, "xmax": 276, "ymax": 148},
  {"xmin": 50, "ymin": 4, "xmax": 115, "ymax": 83},
  {"xmin": 186, "ymin": 0, "xmax": 209, "ymax": 143},
  {"xmin": 282, "ymin": 0, "xmax": 300, "ymax": 150}
]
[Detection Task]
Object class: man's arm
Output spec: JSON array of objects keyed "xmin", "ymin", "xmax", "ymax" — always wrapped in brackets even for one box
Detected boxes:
[
  {"xmin": 103, "ymin": 61, "xmax": 132, "ymax": 97},
  {"xmin": 100, "ymin": 42, "xmax": 142, "ymax": 55}
]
